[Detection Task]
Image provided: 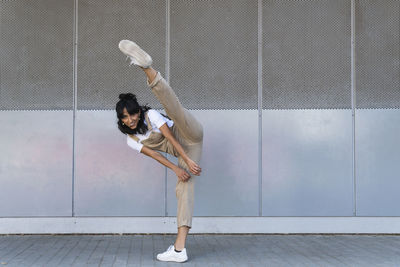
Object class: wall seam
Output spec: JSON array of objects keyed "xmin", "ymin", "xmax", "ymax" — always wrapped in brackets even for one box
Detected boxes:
[
  {"xmin": 351, "ymin": 0, "xmax": 357, "ymax": 216},
  {"xmin": 72, "ymin": 0, "xmax": 79, "ymax": 217},
  {"xmin": 258, "ymin": 0, "xmax": 263, "ymax": 217},
  {"xmin": 165, "ymin": 0, "xmax": 170, "ymax": 217},
  {"xmin": 0, "ymin": 4, "xmax": 2, "ymax": 105}
]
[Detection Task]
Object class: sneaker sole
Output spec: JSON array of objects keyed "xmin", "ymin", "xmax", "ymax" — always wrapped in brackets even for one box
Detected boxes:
[
  {"xmin": 156, "ymin": 255, "xmax": 188, "ymax": 263},
  {"xmin": 118, "ymin": 40, "xmax": 152, "ymax": 68}
]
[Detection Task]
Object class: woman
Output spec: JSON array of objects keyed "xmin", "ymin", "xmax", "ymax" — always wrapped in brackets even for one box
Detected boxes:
[{"xmin": 116, "ymin": 40, "xmax": 203, "ymax": 263}]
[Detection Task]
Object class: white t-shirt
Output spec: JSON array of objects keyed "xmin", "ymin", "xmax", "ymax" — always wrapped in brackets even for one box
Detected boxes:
[{"xmin": 127, "ymin": 109, "xmax": 174, "ymax": 153}]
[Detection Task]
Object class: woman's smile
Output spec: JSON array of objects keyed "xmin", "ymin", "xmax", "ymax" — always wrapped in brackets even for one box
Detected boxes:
[
  {"xmin": 122, "ymin": 108, "xmax": 140, "ymax": 129},
  {"xmin": 130, "ymin": 122, "xmax": 137, "ymax": 128}
]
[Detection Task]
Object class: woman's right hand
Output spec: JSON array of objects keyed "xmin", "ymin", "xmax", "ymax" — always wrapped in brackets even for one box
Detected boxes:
[{"xmin": 175, "ymin": 167, "xmax": 191, "ymax": 182}]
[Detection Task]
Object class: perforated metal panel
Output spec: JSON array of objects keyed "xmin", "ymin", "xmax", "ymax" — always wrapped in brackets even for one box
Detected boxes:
[
  {"xmin": 356, "ymin": 0, "xmax": 400, "ymax": 109},
  {"xmin": 0, "ymin": 0, "xmax": 74, "ymax": 110},
  {"xmin": 262, "ymin": 0, "xmax": 351, "ymax": 109},
  {"xmin": 170, "ymin": 0, "xmax": 258, "ymax": 110},
  {"xmin": 77, "ymin": 0, "xmax": 166, "ymax": 110}
]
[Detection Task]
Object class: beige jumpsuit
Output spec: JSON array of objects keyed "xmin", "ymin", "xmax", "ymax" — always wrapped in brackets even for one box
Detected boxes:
[{"xmin": 129, "ymin": 72, "xmax": 203, "ymax": 229}]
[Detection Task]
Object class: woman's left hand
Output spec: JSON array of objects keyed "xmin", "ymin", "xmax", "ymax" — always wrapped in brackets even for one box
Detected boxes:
[{"xmin": 186, "ymin": 158, "xmax": 202, "ymax": 176}]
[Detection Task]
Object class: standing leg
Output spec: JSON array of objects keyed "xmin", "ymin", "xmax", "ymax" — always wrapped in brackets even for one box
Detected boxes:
[
  {"xmin": 174, "ymin": 226, "xmax": 189, "ymax": 251},
  {"xmin": 174, "ymin": 140, "xmax": 203, "ymax": 249}
]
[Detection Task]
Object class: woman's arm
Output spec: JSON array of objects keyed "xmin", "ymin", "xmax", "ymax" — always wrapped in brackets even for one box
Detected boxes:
[
  {"xmin": 158, "ymin": 124, "xmax": 201, "ymax": 175},
  {"xmin": 140, "ymin": 146, "xmax": 191, "ymax": 182}
]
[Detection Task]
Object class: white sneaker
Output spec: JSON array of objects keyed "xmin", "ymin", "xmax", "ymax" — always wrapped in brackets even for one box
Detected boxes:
[
  {"xmin": 118, "ymin": 40, "xmax": 153, "ymax": 68},
  {"xmin": 156, "ymin": 244, "xmax": 188, "ymax": 263}
]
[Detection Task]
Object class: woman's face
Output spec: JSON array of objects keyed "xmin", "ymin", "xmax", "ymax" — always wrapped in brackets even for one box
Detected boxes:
[{"xmin": 121, "ymin": 108, "xmax": 141, "ymax": 130}]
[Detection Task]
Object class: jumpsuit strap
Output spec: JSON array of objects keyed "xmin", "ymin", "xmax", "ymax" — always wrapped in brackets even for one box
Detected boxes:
[
  {"xmin": 144, "ymin": 111, "xmax": 153, "ymax": 131},
  {"xmin": 128, "ymin": 134, "xmax": 139, "ymax": 142}
]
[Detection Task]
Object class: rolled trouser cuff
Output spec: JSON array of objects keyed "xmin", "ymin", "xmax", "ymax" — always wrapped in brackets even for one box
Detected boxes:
[
  {"xmin": 147, "ymin": 71, "xmax": 163, "ymax": 88},
  {"xmin": 177, "ymin": 221, "xmax": 192, "ymax": 229}
]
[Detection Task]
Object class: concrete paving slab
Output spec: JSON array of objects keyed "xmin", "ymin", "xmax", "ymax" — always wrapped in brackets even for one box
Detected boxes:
[{"xmin": 0, "ymin": 234, "xmax": 399, "ymax": 266}]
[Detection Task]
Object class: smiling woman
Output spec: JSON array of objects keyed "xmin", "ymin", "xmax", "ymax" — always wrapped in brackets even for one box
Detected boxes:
[
  {"xmin": 114, "ymin": 40, "xmax": 204, "ymax": 263},
  {"xmin": 116, "ymin": 93, "xmax": 151, "ymax": 135},
  {"xmin": 122, "ymin": 106, "xmax": 140, "ymax": 129}
]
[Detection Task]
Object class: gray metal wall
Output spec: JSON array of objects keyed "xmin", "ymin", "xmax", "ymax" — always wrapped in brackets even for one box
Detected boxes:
[{"xmin": 0, "ymin": 0, "xmax": 399, "ymax": 218}]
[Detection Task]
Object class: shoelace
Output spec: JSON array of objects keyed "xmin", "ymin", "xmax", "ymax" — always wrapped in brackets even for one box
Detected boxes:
[{"xmin": 125, "ymin": 56, "xmax": 136, "ymax": 66}]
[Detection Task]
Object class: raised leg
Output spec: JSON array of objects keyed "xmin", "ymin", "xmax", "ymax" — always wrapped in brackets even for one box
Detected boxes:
[
  {"xmin": 141, "ymin": 66, "xmax": 157, "ymax": 84},
  {"xmin": 142, "ymin": 68, "xmax": 203, "ymax": 144}
]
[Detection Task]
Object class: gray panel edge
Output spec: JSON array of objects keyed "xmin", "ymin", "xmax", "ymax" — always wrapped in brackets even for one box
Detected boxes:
[
  {"xmin": 258, "ymin": 0, "xmax": 263, "ymax": 216},
  {"xmin": 165, "ymin": 0, "xmax": 170, "ymax": 217},
  {"xmin": 351, "ymin": 0, "xmax": 356, "ymax": 216},
  {"xmin": 72, "ymin": 0, "xmax": 79, "ymax": 217}
]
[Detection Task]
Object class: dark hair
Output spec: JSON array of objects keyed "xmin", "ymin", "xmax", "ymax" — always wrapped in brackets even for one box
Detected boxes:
[{"xmin": 116, "ymin": 93, "xmax": 151, "ymax": 135}]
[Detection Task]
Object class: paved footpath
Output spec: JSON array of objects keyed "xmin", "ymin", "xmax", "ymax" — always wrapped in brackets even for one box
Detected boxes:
[{"xmin": 0, "ymin": 234, "xmax": 399, "ymax": 266}]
